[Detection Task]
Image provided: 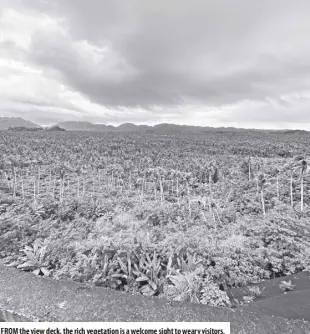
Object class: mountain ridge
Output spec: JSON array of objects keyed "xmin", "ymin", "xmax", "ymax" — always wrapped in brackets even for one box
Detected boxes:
[
  {"xmin": 0, "ymin": 117, "xmax": 41, "ymax": 130},
  {"xmin": 0, "ymin": 117, "xmax": 309, "ymax": 134}
]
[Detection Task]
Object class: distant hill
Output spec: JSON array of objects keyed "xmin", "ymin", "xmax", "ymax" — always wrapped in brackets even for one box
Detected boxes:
[
  {"xmin": 117, "ymin": 123, "xmax": 138, "ymax": 131},
  {"xmin": 56, "ymin": 121, "xmax": 97, "ymax": 131},
  {"xmin": 3, "ymin": 117, "xmax": 309, "ymax": 135},
  {"xmin": 283, "ymin": 129, "xmax": 309, "ymax": 135},
  {"xmin": 117, "ymin": 123, "xmax": 152, "ymax": 132},
  {"xmin": 94, "ymin": 123, "xmax": 111, "ymax": 131},
  {"xmin": 56, "ymin": 121, "xmax": 149, "ymax": 132},
  {"xmin": 0, "ymin": 117, "xmax": 41, "ymax": 130},
  {"xmin": 45, "ymin": 125, "xmax": 66, "ymax": 132},
  {"xmin": 54, "ymin": 121, "xmax": 255, "ymax": 134}
]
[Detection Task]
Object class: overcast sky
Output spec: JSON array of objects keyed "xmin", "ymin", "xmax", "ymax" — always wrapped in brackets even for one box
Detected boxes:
[{"xmin": 1, "ymin": 0, "xmax": 310, "ymax": 128}]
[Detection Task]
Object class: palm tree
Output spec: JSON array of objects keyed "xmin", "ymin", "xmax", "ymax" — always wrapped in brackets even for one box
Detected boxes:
[
  {"xmin": 294, "ymin": 156, "xmax": 308, "ymax": 212},
  {"xmin": 300, "ymin": 159, "xmax": 307, "ymax": 212},
  {"xmin": 289, "ymin": 163, "xmax": 294, "ymax": 207},
  {"xmin": 293, "ymin": 156, "xmax": 308, "ymax": 212}
]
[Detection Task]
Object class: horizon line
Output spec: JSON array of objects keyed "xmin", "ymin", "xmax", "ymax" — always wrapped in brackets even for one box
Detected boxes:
[{"xmin": 1, "ymin": 116, "xmax": 309, "ymax": 132}]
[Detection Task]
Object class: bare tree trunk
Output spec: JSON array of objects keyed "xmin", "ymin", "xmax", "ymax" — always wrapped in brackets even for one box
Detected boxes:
[
  {"xmin": 59, "ymin": 178, "xmax": 63, "ymax": 203},
  {"xmin": 98, "ymin": 171, "xmax": 101, "ymax": 196},
  {"xmin": 63, "ymin": 177, "xmax": 65, "ymax": 201},
  {"xmin": 248, "ymin": 157, "xmax": 251, "ymax": 182},
  {"xmin": 186, "ymin": 181, "xmax": 191, "ymax": 217},
  {"xmin": 176, "ymin": 177, "xmax": 180, "ymax": 207},
  {"xmin": 214, "ymin": 206, "xmax": 222, "ymax": 226},
  {"xmin": 33, "ymin": 175, "xmax": 36, "ymax": 202},
  {"xmin": 290, "ymin": 171, "xmax": 294, "ymax": 207},
  {"xmin": 37, "ymin": 167, "xmax": 40, "ymax": 198},
  {"xmin": 159, "ymin": 174, "xmax": 164, "ymax": 203},
  {"xmin": 52, "ymin": 176, "xmax": 56, "ymax": 199},
  {"xmin": 261, "ymin": 189, "xmax": 265, "ymax": 217},
  {"xmin": 140, "ymin": 172, "xmax": 146, "ymax": 203},
  {"xmin": 212, "ymin": 209, "xmax": 217, "ymax": 226},
  {"xmin": 21, "ymin": 171, "xmax": 25, "ymax": 202},
  {"xmin": 208, "ymin": 174, "xmax": 212, "ymax": 212},
  {"xmin": 13, "ymin": 168, "xmax": 17, "ymax": 198},
  {"xmin": 301, "ymin": 174, "xmax": 304, "ymax": 212}
]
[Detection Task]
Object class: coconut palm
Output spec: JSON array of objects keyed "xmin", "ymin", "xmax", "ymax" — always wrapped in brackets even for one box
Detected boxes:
[{"xmin": 293, "ymin": 156, "xmax": 308, "ymax": 212}]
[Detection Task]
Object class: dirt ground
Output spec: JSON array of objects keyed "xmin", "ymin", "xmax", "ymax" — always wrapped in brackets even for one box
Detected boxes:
[
  {"xmin": 0, "ymin": 264, "xmax": 310, "ymax": 333},
  {"xmin": 228, "ymin": 271, "xmax": 310, "ymax": 321}
]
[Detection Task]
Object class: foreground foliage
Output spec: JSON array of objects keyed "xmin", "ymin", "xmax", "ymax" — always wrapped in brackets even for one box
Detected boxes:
[{"xmin": 1, "ymin": 131, "xmax": 310, "ymax": 306}]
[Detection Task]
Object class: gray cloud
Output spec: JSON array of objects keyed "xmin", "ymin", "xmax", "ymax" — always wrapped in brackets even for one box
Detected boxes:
[{"xmin": 2, "ymin": 0, "xmax": 310, "ymax": 127}]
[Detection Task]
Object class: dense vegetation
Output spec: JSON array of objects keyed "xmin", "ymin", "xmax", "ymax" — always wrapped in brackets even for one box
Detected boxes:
[
  {"xmin": 0, "ymin": 130, "xmax": 310, "ymax": 307},
  {"xmin": 8, "ymin": 127, "xmax": 43, "ymax": 132}
]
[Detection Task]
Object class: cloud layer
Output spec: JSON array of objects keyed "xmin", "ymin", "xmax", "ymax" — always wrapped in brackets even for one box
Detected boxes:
[{"xmin": 1, "ymin": 0, "xmax": 310, "ymax": 128}]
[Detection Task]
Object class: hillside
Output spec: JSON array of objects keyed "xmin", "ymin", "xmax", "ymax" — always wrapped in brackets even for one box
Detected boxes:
[
  {"xmin": 45, "ymin": 125, "xmax": 66, "ymax": 132},
  {"xmin": 56, "ymin": 121, "xmax": 97, "ymax": 131},
  {"xmin": 0, "ymin": 117, "xmax": 41, "ymax": 130},
  {"xmin": 54, "ymin": 121, "xmax": 278, "ymax": 134},
  {"xmin": 2, "ymin": 117, "xmax": 310, "ymax": 135}
]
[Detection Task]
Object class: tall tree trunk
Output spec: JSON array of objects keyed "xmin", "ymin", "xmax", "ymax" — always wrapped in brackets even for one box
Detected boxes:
[
  {"xmin": 13, "ymin": 168, "xmax": 17, "ymax": 198},
  {"xmin": 261, "ymin": 189, "xmax": 265, "ymax": 217},
  {"xmin": 83, "ymin": 177, "xmax": 85, "ymax": 198},
  {"xmin": 176, "ymin": 177, "xmax": 180, "ymax": 207},
  {"xmin": 98, "ymin": 171, "xmax": 101, "ymax": 195},
  {"xmin": 159, "ymin": 174, "xmax": 164, "ymax": 203},
  {"xmin": 301, "ymin": 173, "xmax": 304, "ymax": 212},
  {"xmin": 33, "ymin": 175, "xmax": 36, "ymax": 202},
  {"xmin": 140, "ymin": 172, "xmax": 146, "ymax": 203},
  {"xmin": 248, "ymin": 156, "xmax": 251, "ymax": 182},
  {"xmin": 37, "ymin": 167, "xmax": 40, "ymax": 198},
  {"xmin": 21, "ymin": 170, "xmax": 25, "ymax": 202},
  {"xmin": 186, "ymin": 181, "xmax": 191, "ymax": 217},
  {"xmin": 208, "ymin": 173, "xmax": 212, "ymax": 212},
  {"xmin": 49, "ymin": 168, "xmax": 52, "ymax": 195},
  {"xmin": 290, "ymin": 171, "xmax": 294, "ymax": 207}
]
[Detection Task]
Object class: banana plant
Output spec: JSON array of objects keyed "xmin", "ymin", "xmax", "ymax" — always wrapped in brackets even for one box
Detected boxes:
[
  {"xmin": 163, "ymin": 252, "xmax": 203, "ymax": 303},
  {"xmin": 163, "ymin": 252, "xmax": 202, "ymax": 276},
  {"xmin": 92, "ymin": 254, "xmax": 123, "ymax": 289},
  {"xmin": 132, "ymin": 251, "xmax": 164, "ymax": 296},
  {"xmin": 111, "ymin": 253, "xmax": 139, "ymax": 291},
  {"xmin": 177, "ymin": 252, "xmax": 202, "ymax": 273},
  {"xmin": 18, "ymin": 239, "xmax": 50, "ymax": 276}
]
